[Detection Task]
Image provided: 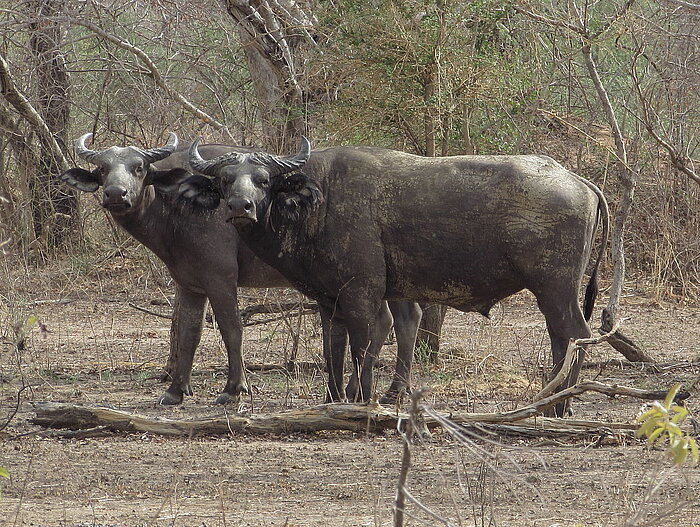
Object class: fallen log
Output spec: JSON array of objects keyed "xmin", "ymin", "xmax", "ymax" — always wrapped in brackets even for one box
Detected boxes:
[
  {"xmin": 31, "ymin": 401, "xmax": 402, "ymax": 436},
  {"xmin": 30, "ymin": 380, "xmax": 687, "ymax": 438}
]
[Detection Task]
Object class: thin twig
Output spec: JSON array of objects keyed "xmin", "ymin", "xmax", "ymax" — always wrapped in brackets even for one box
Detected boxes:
[
  {"xmin": 394, "ymin": 387, "xmax": 429, "ymax": 527},
  {"xmin": 0, "ymin": 383, "xmax": 38, "ymax": 432},
  {"xmin": 53, "ymin": 16, "xmax": 234, "ymax": 140}
]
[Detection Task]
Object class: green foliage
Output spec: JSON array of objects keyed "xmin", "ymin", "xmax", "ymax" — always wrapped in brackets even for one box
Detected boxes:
[
  {"xmin": 636, "ymin": 384, "xmax": 699, "ymax": 466},
  {"xmin": 414, "ymin": 339, "xmax": 436, "ymax": 365},
  {"xmin": 13, "ymin": 314, "xmax": 38, "ymax": 350},
  {"xmin": 0, "ymin": 466, "xmax": 8, "ymax": 497},
  {"xmin": 313, "ymin": 0, "xmax": 529, "ymax": 153}
]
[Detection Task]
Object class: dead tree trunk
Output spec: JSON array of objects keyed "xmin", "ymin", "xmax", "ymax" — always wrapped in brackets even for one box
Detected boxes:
[{"xmin": 580, "ymin": 42, "xmax": 652, "ymax": 362}]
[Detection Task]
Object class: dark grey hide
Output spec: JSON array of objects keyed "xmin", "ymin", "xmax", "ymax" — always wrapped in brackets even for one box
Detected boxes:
[
  {"xmin": 184, "ymin": 138, "xmax": 610, "ymax": 416},
  {"xmin": 59, "ymin": 134, "xmax": 420, "ymax": 405}
]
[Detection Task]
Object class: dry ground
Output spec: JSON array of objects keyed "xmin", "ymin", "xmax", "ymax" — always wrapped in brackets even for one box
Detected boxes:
[{"xmin": 1, "ymin": 253, "xmax": 699, "ymax": 526}]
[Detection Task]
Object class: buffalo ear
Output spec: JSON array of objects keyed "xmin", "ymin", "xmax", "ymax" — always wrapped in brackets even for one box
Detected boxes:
[
  {"xmin": 272, "ymin": 173, "xmax": 323, "ymax": 220},
  {"xmin": 148, "ymin": 168, "xmax": 192, "ymax": 193},
  {"xmin": 178, "ymin": 175, "xmax": 222, "ymax": 210},
  {"xmin": 59, "ymin": 168, "xmax": 100, "ymax": 192}
]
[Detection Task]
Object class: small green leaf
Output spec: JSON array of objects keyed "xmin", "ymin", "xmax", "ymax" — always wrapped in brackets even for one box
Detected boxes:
[
  {"xmin": 636, "ymin": 407, "xmax": 658, "ymax": 423},
  {"xmin": 670, "ymin": 406, "xmax": 689, "ymax": 422},
  {"xmin": 666, "ymin": 422, "xmax": 683, "ymax": 436},
  {"xmin": 0, "ymin": 467, "xmax": 9, "ymax": 478},
  {"xmin": 647, "ymin": 426, "xmax": 665, "ymax": 445},
  {"xmin": 672, "ymin": 445, "xmax": 688, "ymax": 466},
  {"xmin": 663, "ymin": 384, "xmax": 681, "ymax": 409},
  {"xmin": 637, "ymin": 418, "xmax": 659, "ymax": 438}
]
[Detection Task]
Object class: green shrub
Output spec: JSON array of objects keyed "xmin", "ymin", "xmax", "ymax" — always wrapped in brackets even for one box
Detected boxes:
[{"xmin": 636, "ymin": 384, "xmax": 699, "ymax": 466}]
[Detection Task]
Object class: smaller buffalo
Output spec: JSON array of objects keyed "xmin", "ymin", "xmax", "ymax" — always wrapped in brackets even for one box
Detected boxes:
[
  {"xmin": 60, "ymin": 133, "xmax": 421, "ymax": 406},
  {"xmin": 182, "ymin": 137, "xmax": 609, "ymax": 416}
]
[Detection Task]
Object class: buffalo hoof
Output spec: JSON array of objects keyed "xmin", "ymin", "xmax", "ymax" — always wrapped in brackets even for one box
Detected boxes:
[
  {"xmin": 158, "ymin": 391, "xmax": 183, "ymax": 406},
  {"xmin": 378, "ymin": 388, "xmax": 407, "ymax": 406},
  {"xmin": 214, "ymin": 392, "xmax": 241, "ymax": 405},
  {"xmin": 544, "ymin": 403, "xmax": 574, "ymax": 418},
  {"xmin": 324, "ymin": 393, "xmax": 347, "ymax": 404},
  {"xmin": 345, "ymin": 384, "xmax": 371, "ymax": 403}
]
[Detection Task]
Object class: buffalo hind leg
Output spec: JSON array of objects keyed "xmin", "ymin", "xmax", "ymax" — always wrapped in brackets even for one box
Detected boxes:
[
  {"xmin": 537, "ymin": 293, "xmax": 592, "ymax": 417},
  {"xmin": 159, "ymin": 286, "xmax": 206, "ymax": 405},
  {"xmin": 379, "ymin": 301, "xmax": 422, "ymax": 405}
]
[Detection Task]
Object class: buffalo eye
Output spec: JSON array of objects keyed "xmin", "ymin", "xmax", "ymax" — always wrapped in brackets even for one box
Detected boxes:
[
  {"xmin": 254, "ymin": 175, "xmax": 270, "ymax": 189},
  {"xmin": 135, "ymin": 165, "xmax": 144, "ymax": 176}
]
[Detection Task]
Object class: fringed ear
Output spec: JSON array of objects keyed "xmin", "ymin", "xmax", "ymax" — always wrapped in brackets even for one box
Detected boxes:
[
  {"xmin": 271, "ymin": 173, "xmax": 323, "ymax": 220},
  {"xmin": 178, "ymin": 175, "xmax": 222, "ymax": 211},
  {"xmin": 59, "ymin": 168, "xmax": 100, "ymax": 193},
  {"xmin": 148, "ymin": 168, "xmax": 192, "ymax": 193}
]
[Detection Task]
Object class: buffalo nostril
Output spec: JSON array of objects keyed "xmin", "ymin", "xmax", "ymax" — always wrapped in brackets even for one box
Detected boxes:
[{"xmin": 104, "ymin": 187, "xmax": 127, "ymax": 199}]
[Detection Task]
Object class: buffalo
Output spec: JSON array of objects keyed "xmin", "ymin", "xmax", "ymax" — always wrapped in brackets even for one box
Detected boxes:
[
  {"xmin": 60, "ymin": 133, "xmax": 420, "ymax": 406},
  {"xmin": 182, "ymin": 137, "xmax": 609, "ymax": 416}
]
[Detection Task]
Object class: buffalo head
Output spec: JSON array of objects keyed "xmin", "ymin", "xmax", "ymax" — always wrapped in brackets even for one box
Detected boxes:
[
  {"xmin": 183, "ymin": 137, "xmax": 322, "ymax": 226},
  {"xmin": 60, "ymin": 133, "xmax": 183, "ymax": 214}
]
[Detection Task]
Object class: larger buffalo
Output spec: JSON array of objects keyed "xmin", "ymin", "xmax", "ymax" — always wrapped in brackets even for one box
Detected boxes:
[
  {"xmin": 60, "ymin": 133, "xmax": 421, "ymax": 406},
  {"xmin": 184, "ymin": 138, "xmax": 609, "ymax": 416}
]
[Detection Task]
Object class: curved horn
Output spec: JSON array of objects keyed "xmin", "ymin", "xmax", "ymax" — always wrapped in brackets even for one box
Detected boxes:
[
  {"xmin": 141, "ymin": 132, "xmax": 178, "ymax": 163},
  {"xmin": 266, "ymin": 136, "xmax": 312, "ymax": 175},
  {"xmin": 188, "ymin": 137, "xmax": 243, "ymax": 177},
  {"xmin": 74, "ymin": 133, "xmax": 101, "ymax": 164}
]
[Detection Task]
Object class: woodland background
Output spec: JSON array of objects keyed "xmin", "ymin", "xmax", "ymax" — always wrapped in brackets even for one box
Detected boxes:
[
  {"xmin": 1, "ymin": 2, "xmax": 700, "ymax": 525},
  {"xmin": 0, "ymin": 0, "xmax": 699, "ymax": 303}
]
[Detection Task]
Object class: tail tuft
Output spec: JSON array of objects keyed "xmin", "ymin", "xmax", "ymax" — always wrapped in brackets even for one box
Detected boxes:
[{"xmin": 583, "ymin": 268, "xmax": 599, "ymax": 322}]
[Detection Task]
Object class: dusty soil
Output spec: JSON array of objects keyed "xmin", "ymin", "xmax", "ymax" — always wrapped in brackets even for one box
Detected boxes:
[{"xmin": 1, "ymin": 253, "xmax": 699, "ymax": 527}]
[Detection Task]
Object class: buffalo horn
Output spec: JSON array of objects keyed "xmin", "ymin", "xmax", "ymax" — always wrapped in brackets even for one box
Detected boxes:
[
  {"xmin": 139, "ymin": 132, "xmax": 179, "ymax": 163},
  {"xmin": 75, "ymin": 133, "xmax": 101, "ymax": 163},
  {"xmin": 188, "ymin": 137, "xmax": 243, "ymax": 176},
  {"xmin": 265, "ymin": 136, "xmax": 312, "ymax": 175}
]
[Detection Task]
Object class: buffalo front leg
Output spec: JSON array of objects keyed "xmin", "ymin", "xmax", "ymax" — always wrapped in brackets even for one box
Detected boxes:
[
  {"xmin": 346, "ymin": 321, "xmax": 378, "ymax": 403},
  {"xmin": 345, "ymin": 302, "xmax": 394, "ymax": 402},
  {"xmin": 208, "ymin": 289, "xmax": 248, "ymax": 405},
  {"xmin": 161, "ymin": 288, "xmax": 182, "ymax": 382},
  {"xmin": 159, "ymin": 286, "xmax": 207, "ymax": 405},
  {"xmin": 379, "ymin": 301, "xmax": 422, "ymax": 405},
  {"xmin": 320, "ymin": 307, "xmax": 348, "ymax": 402}
]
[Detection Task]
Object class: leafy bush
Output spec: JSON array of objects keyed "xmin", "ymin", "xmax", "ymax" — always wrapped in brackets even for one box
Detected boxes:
[{"xmin": 636, "ymin": 384, "xmax": 699, "ymax": 466}]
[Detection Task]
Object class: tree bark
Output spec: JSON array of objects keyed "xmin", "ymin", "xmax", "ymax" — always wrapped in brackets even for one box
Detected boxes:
[
  {"xmin": 416, "ymin": 304, "xmax": 447, "ymax": 361},
  {"xmin": 28, "ymin": 0, "xmax": 78, "ymax": 251},
  {"xmin": 222, "ymin": 0, "xmax": 316, "ymax": 152}
]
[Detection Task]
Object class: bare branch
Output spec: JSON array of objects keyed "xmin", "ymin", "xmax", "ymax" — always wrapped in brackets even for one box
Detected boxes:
[
  {"xmin": 590, "ymin": 0, "xmax": 638, "ymax": 39},
  {"xmin": 629, "ymin": 50, "xmax": 700, "ymax": 185},
  {"xmin": 0, "ymin": 52, "xmax": 69, "ymax": 171},
  {"xmin": 54, "ymin": 16, "xmax": 234, "ymax": 141},
  {"xmin": 31, "ymin": 381, "xmax": 687, "ymax": 437},
  {"xmin": 666, "ymin": 0, "xmax": 700, "ymax": 9},
  {"xmin": 532, "ymin": 321, "xmax": 621, "ymax": 402},
  {"xmin": 513, "ymin": 4, "xmax": 585, "ymax": 35}
]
